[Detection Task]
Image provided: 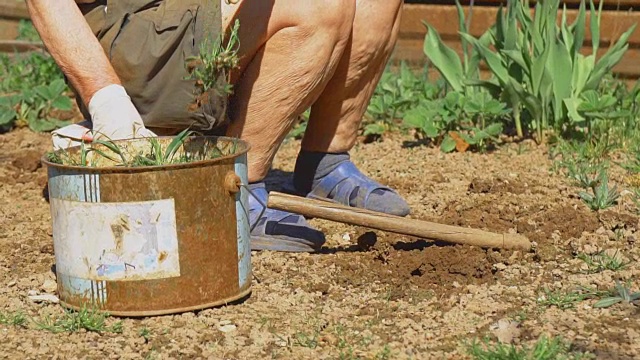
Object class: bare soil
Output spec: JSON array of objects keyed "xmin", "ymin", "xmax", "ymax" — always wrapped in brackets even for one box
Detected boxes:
[{"xmin": 1, "ymin": 128, "xmax": 639, "ymax": 359}]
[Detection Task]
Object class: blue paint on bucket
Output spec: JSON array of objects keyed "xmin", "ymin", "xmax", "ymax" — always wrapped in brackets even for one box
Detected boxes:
[
  {"xmin": 234, "ymin": 153, "xmax": 251, "ymax": 289},
  {"xmin": 57, "ymin": 273, "xmax": 107, "ymax": 306},
  {"xmin": 48, "ymin": 167, "xmax": 100, "ymax": 202}
]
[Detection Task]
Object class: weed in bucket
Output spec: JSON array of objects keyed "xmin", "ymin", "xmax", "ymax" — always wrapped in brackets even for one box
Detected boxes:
[{"xmin": 45, "ymin": 128, "xmax": 241, "ymax": 168}]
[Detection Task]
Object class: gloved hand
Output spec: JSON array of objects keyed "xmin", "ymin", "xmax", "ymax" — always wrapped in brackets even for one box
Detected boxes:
[{"xmin": 84, "ymin": 84, "xmax": 156, "ymax": 142}]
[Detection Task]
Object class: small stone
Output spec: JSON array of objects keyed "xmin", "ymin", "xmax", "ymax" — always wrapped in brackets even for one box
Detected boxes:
[
  {"xmin": 321, "ymin": 334, "xmax": 337, "ymax": 345},
  {"xmin": 29, "ymin": 294, "xmax": 60, "ymax": 304},
  {"xmin": 219, "ymin": 320, "xmax": 232, "ymax": 326},
  {"xmin": 42, "ymin": 280, "xmax": 57, "ymax": 293},
  {"xmin": 218, "ymin": 324, "xmax": 237, "ymax": 333},
  {"xmin": 490, "ymin": 319, "xmax": 521, "ymax": 344},
  {"xmin": 342, "ymin": 233, "xmax": 351, "ymax": 242},
  {"xmin": 27, "ymin": 290, "xmax": 38, "ymax": 296},
  {"xmin": 621, "ymin": 190, "xmax": 633, "ymax": 197},
  {"xmin": 494, "ymin": 263, "xmax": 507, "ymax": 271},
  {"xmin": 275, "ymin": 339, "xmax": 288, "ymax": 347},
  {"xmin": 7, "ymin": 281, "xmax": 16, "ymax": 287}
]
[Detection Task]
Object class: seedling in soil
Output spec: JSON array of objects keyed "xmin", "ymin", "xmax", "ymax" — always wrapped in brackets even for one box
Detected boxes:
[
  {"xmin": 466, "ymin": 335, "xmax": 595, "ymax": 360},
  {"xmin": 630, "ymin": 187, "xmax": 640, "ymax": 214},
  {"xmin": 576, "ymin": 250, "xmax": 630, "ymax": 274},
  {"xmin": 537, "ymin": 287, "xmax": 604, "ymax": 310},
  {"xmin": 139, "ymin": 327, "xmax": 152, "ymax": 342},
  {"xmin": 33, "ymin": 306, "xmax": 123, "ymax": 334},
  {"xmin": 0, "ymin": 311, "xmax": 27, "ymax": 327},
  {"xmin": 593, "ymin": 281, "xmax": 640, "ymax": 309},
  {"xmin": 578, "ymin": 171, "xmax": 620, "ymax": 211},
  {"xmin": 294, "ymin": 330, "xmax": 320, "ymax": 349}
]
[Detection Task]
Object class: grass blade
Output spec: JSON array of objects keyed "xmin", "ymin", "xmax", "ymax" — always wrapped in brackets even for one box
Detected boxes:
[
  {"xmin": 549, "ymin": 39, "xmax": 573, "ymax": 122},
  {"xmin": 164, "ymin": 129, "xmax": 194, "ymax": 163},
  {"xmin": 93, "ymin": 139, "xmax": 127, "ymax": 164},
  {"xmin": 590, "ymin": 0, "xmax": 602, "ymax": 55},
  {"xmin": 593, "ymin": 297, "xmax": 623, "ymax": 308},
  {"xmin": 460, "ymin": 33, "xmax": 509, "ymax": 85},
  {"xmin": 572, "ymin": 0, "xmax": 586, "ymax": 61}
]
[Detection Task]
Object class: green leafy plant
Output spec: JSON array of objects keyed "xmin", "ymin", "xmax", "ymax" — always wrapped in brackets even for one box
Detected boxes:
[
  {"xmin": 403, "ymin": 89, "xmax": 508, "ymax": 152},
  {"xmin": 139, "ymin": 327, "xmax": 152, "ymax": 342},
  {"xmin": 422, "ymin": 0, "xmax": 492, "ymax": 96},
  {"xmin": 466, "ymin": 335, "xmax": 595, "ymax": 360},
  {"xmin": 576, "ymin": 250, "xmax": 630, "ymax": 273},
  {"xmin": 363, "ymin": 62, "xmax": 436, "ymax": 139},
  {"xmin": 0, "ymin": 79, "xmax": 73, "ymax": 132},
  {"xmin": 186, "ymin": 19, "xmax": 240, "ymax": 97},
  {"xmin": 0, "ymin": 311, "xmax": 27, "ymax": 327},
  {"xmin": 457, "ymin": 0, "xmax": 636, "ymax": 142},
  {"xmin": 578, "ymin": 170, "xmax": 620, "ymax": 211},
  {"xmin": 0, "ymin": 22, "xmax": 73, "ymax": 133},
  {"xmin": 593, "ymin": 281, "xmax": 640, "ymax": 308},
  {"xmin": 33, "ymin": 306, "xmax": 123, "ymax": 334},
  {"xmin": 537, "ymin": 286, "xmax": 608, "ymax": 310},
  {"xmin": 288, "ymin": 114, "xmax": 309, "ymax": 140}
]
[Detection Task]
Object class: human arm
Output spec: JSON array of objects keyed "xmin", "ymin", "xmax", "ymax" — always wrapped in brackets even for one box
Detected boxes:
[
  {"xmin": 25, "ymin": 0, "xmax": 119, "ymax": 105},
  {"xmin": 25, "ymin": 0, "xmax": 155, "ymax": 141}
]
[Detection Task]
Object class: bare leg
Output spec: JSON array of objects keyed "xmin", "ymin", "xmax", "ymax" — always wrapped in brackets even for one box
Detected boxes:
[
  {"xmin": 291, "ymin": 0, "xmax": 409, "ymax": 217},
  {"xmin": 302, "ymin": 0, "xmax": 404, "ymax": 153},
  {"xmin": 219, "ymin": 0, "xmax": 357, "ymax": 252},
  {"xmin": 221, "ymin": 0, "xmax": 357, "ymax": 183}
]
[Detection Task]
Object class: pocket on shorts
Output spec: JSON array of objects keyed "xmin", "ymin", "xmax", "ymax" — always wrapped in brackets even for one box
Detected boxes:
[{"xmin": 106, "ymin": 2, "xmax": 226, "ymax": 131}]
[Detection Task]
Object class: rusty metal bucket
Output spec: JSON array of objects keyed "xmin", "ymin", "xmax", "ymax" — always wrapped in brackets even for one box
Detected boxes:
[{"xmin": 41, "ymin": 136, "xmax": 252, "ymax": 317}]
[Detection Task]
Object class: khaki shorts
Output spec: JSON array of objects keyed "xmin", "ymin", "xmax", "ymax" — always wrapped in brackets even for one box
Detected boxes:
[{"xmin": 77, "ymin": 0, "xmax": 227, "ymax": 134}]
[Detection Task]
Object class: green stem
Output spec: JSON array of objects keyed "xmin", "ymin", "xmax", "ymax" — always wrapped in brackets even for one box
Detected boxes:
[{"xmin": 514, "ymin": 106, "xmax": 524, "ymax": 138}]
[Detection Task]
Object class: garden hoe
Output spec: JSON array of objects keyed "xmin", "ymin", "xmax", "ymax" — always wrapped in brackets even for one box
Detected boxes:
[{"xmin": 266, "ymin": 191, "xmax": 532, "ymax": 251}]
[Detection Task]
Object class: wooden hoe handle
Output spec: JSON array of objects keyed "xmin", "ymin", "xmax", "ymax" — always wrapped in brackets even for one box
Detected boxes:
[{"xmin": 267, "ymin": 192, "xmax": 532, "ymax": 251}]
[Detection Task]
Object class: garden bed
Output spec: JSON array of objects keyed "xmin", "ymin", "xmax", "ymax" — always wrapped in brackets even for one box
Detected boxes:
[{"xmin": 1, "ymin": 126, "xmax": 639, "ymax": 359}]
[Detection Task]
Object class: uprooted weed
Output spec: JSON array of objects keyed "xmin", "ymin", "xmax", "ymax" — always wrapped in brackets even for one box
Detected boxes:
[{"xmin": 45, "ymin": 129, "xmax": 239, "ymax": 167}]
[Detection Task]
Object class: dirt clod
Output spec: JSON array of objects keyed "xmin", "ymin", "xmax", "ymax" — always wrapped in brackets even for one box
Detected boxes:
[{"xmin": 11, "ymin": 150, "xmax": 42, "ymax": 172}]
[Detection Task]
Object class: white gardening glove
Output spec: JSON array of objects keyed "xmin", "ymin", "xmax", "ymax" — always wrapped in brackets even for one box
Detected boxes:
[{"xmin": 85, "ymin": 84, "xmax": 156, "ymax": 142}]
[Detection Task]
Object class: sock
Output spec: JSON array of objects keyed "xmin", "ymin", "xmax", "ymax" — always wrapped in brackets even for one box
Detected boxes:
[
  {"xmin": 293, "ymin": 150, "xmax": 349, "ymax": 194},
  {"xmin": 293, "ymin": 150, "xmax": 410, "ymax": 216},
  {"xmin": 248, "ymin": 181, "xmax": 266, "ymax": 192}
]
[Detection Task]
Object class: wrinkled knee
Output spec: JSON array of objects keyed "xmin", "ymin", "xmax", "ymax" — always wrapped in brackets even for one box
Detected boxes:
[
  {"xmin": 297, "ymin": 0, "xmax": 356, "ymax": 43},
  {"xmin": 350, "ymin": 0, "xmax": 402, "ymax": 60}
]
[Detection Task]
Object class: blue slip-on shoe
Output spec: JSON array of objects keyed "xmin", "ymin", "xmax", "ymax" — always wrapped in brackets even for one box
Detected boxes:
[
  {"xmin": 298, "ymin": 160, "xmax": 411, "ymax": 217},
  {"xmin": 248, "ymin": 183, "xmax": 326, "ymax": 252}
]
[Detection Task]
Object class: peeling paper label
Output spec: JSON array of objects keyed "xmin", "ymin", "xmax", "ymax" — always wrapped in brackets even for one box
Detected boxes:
[{"xmin": 51, "ymin": 198, "xmax": 180, "ymax": 281}]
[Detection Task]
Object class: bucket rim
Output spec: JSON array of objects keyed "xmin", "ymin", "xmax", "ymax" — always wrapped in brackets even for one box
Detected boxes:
[{"xmin": 41, "ymin": 135, "xmax": 251, "ymax": 173}]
